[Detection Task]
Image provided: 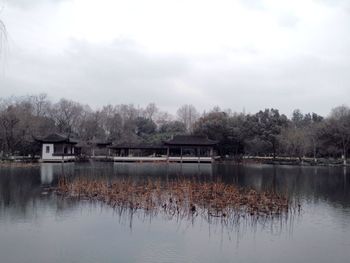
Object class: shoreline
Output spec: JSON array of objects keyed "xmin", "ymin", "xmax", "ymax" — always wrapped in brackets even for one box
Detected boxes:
[
  {"xmin": 1, "ymin": 156, "xmax": 349, "ymax": 167},
  {"xmin": 238, "ymin": 157, "xmax": 349, "ymax": 167}
]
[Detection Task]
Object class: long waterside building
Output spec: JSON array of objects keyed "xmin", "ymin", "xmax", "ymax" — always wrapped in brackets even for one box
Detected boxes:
[
  {"xmin": 36, "ymin": 134, "xmax": 218, "ymax": 163},
  {"xmin": 110, "ymin": 135, "xmax": 217, "ymax": 163}
]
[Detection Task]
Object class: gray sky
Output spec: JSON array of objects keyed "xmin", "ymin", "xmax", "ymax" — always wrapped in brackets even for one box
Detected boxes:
[{"xmin": 0, "ymin": 0, "xmax": 350, "ymax": 116}]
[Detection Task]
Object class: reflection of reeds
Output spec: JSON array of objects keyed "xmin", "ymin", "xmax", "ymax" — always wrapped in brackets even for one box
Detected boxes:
[{"xmin": 57, "ymin": 177, "xmax": 298, "ymax": 224}]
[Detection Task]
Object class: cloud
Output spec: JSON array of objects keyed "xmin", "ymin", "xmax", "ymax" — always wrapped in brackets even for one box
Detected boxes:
[
  {"xmin": 240, "ymin": 0, "xmax": 265, "ymax": 10},
  {"xmin": 277, "ymin": 11, "xmax": 299, "ymax": 28},
  {"xmin": 314, "ymin": 0, "xmax": 349, "ymax": 7},
  {"xmin": 1, "ymin": 0, "xmax": 350, "ymax": 117},
  {"xmin": 2, "ymin": 35, "xmax": 350, "ymax": 116},
  {"xmin": 187, "ymin": 53, "xmax": 350, "ymax": 116},
  {"xmin": 1, "ymin": 38, "xmax": 191, "ymax": 111},
  {"xmin": 2, "ymin": 0, "xmax": 69, "ymax": 9}
]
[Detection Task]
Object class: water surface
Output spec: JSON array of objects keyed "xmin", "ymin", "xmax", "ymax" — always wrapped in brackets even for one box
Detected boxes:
[{"xmin": 0, "ymin": 163, "xmax": 349, "ymax": 263}]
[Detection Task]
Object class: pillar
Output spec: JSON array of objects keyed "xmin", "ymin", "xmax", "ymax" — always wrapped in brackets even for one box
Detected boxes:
[
  {"xmin": 180, "ymin": 147, "xmax": 183, "ymax": 164},
  {"xmin": 197, "ymin": 147, "xmax": 200, "ymax": 163},
  {"xmin": 167, "ymin": 147, "xmax": 170, "ymax": 163}
]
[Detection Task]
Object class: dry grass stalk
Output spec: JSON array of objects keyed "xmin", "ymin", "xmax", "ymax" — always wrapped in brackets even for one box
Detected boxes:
[
  {"xmin": 57, "ymin": 177, "xmax": 296, "ymax": 222},
  {"xmin": 0, "ymin": 162, "xmax": 39, "ymax": 168}
]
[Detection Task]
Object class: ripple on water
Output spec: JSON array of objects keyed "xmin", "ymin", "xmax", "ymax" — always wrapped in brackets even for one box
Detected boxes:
[{"xmin": 137, "ymin": 242, "xmax": 191, "ymax": 263}]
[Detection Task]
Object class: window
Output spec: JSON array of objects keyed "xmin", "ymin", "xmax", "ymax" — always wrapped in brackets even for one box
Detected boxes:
[{"xmin": 46, "ymin": 146, "xmax": 50, "ymax": 153}]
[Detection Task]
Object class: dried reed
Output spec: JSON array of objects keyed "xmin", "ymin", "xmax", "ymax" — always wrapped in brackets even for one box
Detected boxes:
[
  {"xmin": 0, "ymin": 162, "xmax": 39, "ymax": 168},
  {"xmin": 57, "ymin": 177, "xmax": 296, "ymax": 223}
]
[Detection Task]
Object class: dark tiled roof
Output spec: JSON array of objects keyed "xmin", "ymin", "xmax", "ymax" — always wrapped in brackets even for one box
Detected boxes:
[
  {"xmin": 34, "ymin": 133, "xmax": 78, "ymax": 144},
  {"xmin": 164, "ymin": 135, "xmax": 218, "ymax": 146},
  {"xmin": 75, "ymin": 140, "xmax": 111, "ymax": 148},
  {"xmin": 109, "ymin": 143, "xmax": 165, "ymax": 150},
  {"xmin": 88, "ymin": 139, "xmax": 112, "ymax": 146}
]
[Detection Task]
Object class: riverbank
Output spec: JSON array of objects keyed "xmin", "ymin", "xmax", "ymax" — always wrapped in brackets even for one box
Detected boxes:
[
  {"xmin": 0, "ymin": 157, "xmax": 39, "ymax": 168},
  {"xmin": 1, "ymin": 155, "xmax": 349, "ymax": 167},
  {"xmin": 0, "ymin": 161, "xmax": 39, "ymax": 168},
  {"xmin": 239, "ymin": 156, "xmax": 349, "ymax": 166}
]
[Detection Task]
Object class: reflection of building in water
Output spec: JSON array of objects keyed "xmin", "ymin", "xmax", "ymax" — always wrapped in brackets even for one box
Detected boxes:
[
  {"xmin": 40, "ymin": 164, "xmax": 54, "ymax": 184},
  {"xmin": 40, "ymin": 163, "xmax": 76, "ymax": 184},
  {"xmin": 113, "ymin": 163, "xmax": 213, "ymax": 179}
]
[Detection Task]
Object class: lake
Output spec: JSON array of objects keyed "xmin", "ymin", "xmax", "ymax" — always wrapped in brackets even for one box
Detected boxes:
[{"xmin": 0, "ymin": 163, "xmax": 349, "ymax": 263}]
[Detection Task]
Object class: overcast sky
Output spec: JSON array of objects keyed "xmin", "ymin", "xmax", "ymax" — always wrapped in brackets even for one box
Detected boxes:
[{"xmin": 0, "ymin": 0, "xmax": 349, "ymax": 116}]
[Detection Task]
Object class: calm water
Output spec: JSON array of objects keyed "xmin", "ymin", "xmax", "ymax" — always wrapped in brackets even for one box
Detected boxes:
[{"xmin": 0, "ymin": 163, "xmax": 350, "ymax": 263}]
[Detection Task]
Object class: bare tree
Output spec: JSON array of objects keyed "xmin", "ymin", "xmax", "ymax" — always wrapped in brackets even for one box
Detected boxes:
[
  {"xmin": 29, "ymin": 94, "xmax": 50, "ymax": 117},
  {"xmin": 49, "ymin": 98, "xmax": 85, "ymax": 135},
  {"xmin": 143, "ymin": 103, "xmax": 158, "ymax": 121},
  {"xmin": 115, "ymin": 104, "xmax": 138, "ymax": 125},
  {"xmin": 176, "ymin": 104, "xmax": 199, "ymax": 133},
  {"xmin": 0, "ymin": 17, "xmax": 6, "ymax": 59},
  {"xmin": 326, "ymin": 105, "xmax": 350, "ymax": 165},
  {"xmin": 99, "ymin": 105, "xmax": 125, "ymax": 141},
  {"xmin": 0, "ymin": 97, "xmax": 41, "ymax": 155},
  {"xmin": 78, "ymin": 111, "xmax": 106, "ymax": 141},
  {"xmin": 0, "ymin": 105, "xmax": 19, "ymax": 154},
  {"xmin": 154, "ymin": 111, "xmax": 173, "ymax": 127},
  {"xmin": 279, "ymin": 126, "xmax": 311, "ymax": 162}
]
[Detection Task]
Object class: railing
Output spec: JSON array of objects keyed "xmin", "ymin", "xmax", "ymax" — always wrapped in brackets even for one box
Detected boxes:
[
  {"xmin": 41, "ymin": 154, "xmax": 76, "ymax": 162},
  {"xmin": 52, "ymin": 153, "xmax": 76, "ymax": 156},
  {"xmin": 112, "ymin": 156, "xmax": 213, "ymax": 163}
]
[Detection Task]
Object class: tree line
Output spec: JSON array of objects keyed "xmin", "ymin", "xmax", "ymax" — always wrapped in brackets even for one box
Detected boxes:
[{"xmin": 0, "ymin": 94, "xmax": 350, "ymax": 162}]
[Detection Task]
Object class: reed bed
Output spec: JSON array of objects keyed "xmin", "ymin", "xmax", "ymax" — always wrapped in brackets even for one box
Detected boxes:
[
  {"xmin": 57, "ymin": 177, "xmax": 297, "ymax": 223},
  {"xmin": 0, "ymin": 162, "xmax": 39, "ymax": 168}
]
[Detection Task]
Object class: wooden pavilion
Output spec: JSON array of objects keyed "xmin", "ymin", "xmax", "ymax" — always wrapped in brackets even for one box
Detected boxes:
[{"xmin": 35, "ymin": 133, "xmax": 78, "ymax": 162}]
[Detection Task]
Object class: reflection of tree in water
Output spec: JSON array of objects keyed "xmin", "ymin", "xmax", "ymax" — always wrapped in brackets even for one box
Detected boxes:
[
  {"xmin": 0, "ymin": 163, "xmax": 217, "ymax": 221},
  {"xmin": 0, "ymin": 165, "xmax": 78, "ymax": 220},
  {"xmin": 213, "ymin": 164, "xmax": 350, "ymax": 207},
  {"xmin": 0, "ymin": 163, "xmax": 349, "ymax": 235},
  {"xmin": 0, "ymin": 168, "xmax": 42, "ymax": 219}
]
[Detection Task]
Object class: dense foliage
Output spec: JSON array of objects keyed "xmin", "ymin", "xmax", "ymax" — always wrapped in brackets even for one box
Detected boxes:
[{"xmin": 0, "ymin": 94, "xmax": 349, "ymax": 161}]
